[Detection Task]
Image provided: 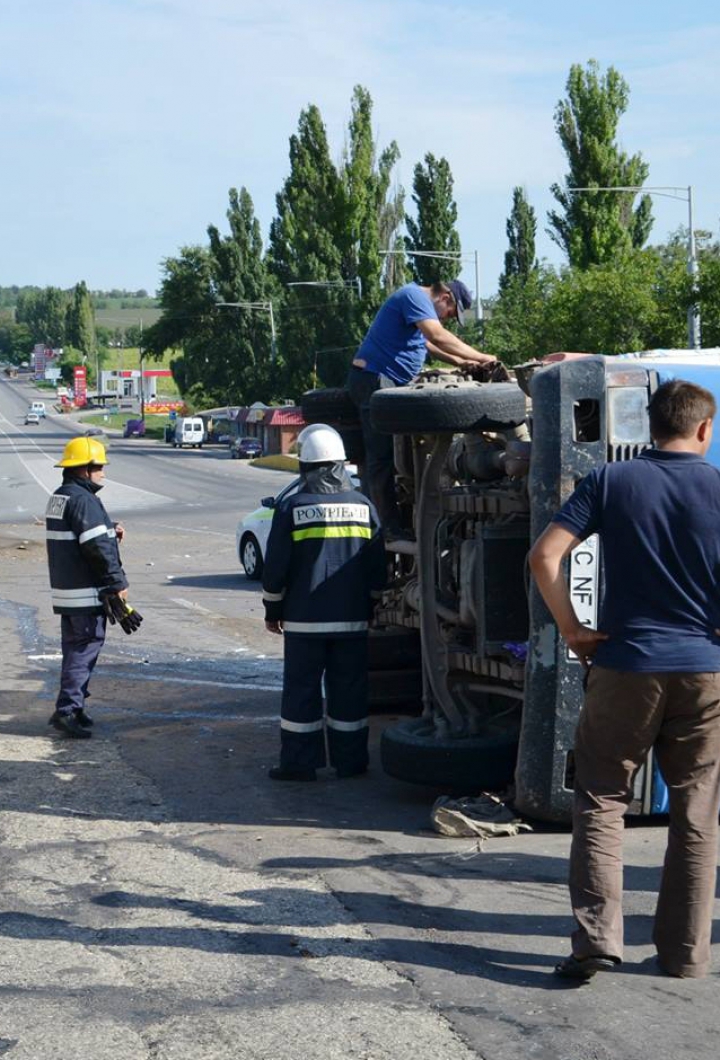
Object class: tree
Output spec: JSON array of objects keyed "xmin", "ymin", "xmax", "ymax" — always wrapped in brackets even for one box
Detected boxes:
[
  {"xmin": 0, "ymin": 313, "xmax": 32, "ymax": 363},
  {"xmin": 145, "ymin": 187, "xmax": 277, "ymax": 407},
  {"xmin": 499, "ymin": 187, "xmax": 537, "ymax": 290},
  {"xmin": 268, "ymin": 103, "xmax": 349, "ymax": 395},
  {"xmin": 65, "ymin": 281, "xmax": 96, "ymax": 361},
  {"xmin": 339, "ymin": 86, "xmax": 404, "ymax": 320},
  {"xmin": 548, "ymin": 60, "xmax": 653, "ymax": 269},
  {"xmin": 15, "ymin": 287, "xmax": 67, "ymax": 347},
  {"xmin": 405, "ymin": 153, "xmax": 460, "ymax": 284},
  {"xmin": 268, "ymin": 86, "xmax": 405, "ymax": 394}
]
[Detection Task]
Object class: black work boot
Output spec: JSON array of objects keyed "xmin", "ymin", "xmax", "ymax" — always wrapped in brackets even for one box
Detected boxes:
[
  {"xmin": 49, "ymin": 711, "xmax": 92, "ymax": 739},
  {"xmin": 73, "ymin": 708, "xmax": 94, "ymax": 729}
]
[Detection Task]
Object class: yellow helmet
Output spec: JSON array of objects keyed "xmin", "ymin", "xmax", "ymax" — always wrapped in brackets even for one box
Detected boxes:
[{"xmin": 56, "ymin": 436, "xmax": 108, "ymax": 468}]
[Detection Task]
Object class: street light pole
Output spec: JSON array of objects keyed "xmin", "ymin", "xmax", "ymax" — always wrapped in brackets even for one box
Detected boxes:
[
  {"xmin": 216, "ymin": 300, "xmax": 277, "ymax": 362},
  {"xmin": 380, "ymin": 249, "xmax": 482, "ymax": 322},
  {"xmin": 568, "ymin": 185, "xmax": 701, "ymax": 349}
]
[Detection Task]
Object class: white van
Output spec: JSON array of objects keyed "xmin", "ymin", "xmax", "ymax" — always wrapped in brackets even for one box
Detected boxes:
[
  {"xmin": 173, "ymin": 416, "xmax": 205, "ymax": 449},
  {"xmin": 30, "ymin": 401, "xmax": 46, "ymax": 418}
]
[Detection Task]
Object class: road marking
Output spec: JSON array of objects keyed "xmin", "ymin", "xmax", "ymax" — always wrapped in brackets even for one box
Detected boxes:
[
  {"xmin": 0, "ymin": 410, "xmax": 173, "ymax": 513},
  {"xmin": 109, "ymin": 673, "xmax": 282, "ymax": 692},
  {"xmin": 155, "ymin": 524, "xmax": 235, "ymax": 538},
  {"xmin": 169, "ymin": 597, "xmax": 213, "ymax": 614}
]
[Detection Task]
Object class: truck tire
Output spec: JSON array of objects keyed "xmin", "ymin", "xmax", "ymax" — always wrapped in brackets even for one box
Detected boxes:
[
  {"xmin": 381, "ymin": 716, "xmax": 519, "ymax": 791},
  {"xmin": 301, "ymin": 387, "xmax": 360, "ymax": 426},
  {"xmin": 370, "ymin": 382, "xmax": 526, "ymax": 435}
]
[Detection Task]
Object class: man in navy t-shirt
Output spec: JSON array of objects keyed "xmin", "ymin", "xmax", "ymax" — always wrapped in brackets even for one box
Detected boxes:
[
  {"xmin": 529, "ymin": 378, "xmax": 720, "ymax": 981},
  {"xmin": 347, "ymin": 280, "xmax": 499, "ymax": 535}
]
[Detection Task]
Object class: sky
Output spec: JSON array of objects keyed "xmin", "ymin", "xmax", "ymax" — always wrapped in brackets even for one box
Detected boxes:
[{"xmin": 2, "ymin": 0, "xmax": 719, "ymax": 300}]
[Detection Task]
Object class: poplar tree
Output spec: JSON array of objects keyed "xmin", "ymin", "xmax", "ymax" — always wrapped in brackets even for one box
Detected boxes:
[
  {"xmin": 65, "ymin": 281, "xmax": 96, "ymax": 361},
  {"xmin": 500, "ymin": 187, "xmax": 537, "ymax": 289},
  {"xmin": 548, "ymin": 60, "xmax": 653, "ymax": 268},
  {"xmin": 405, "ymin": 153, "xmax": 461, "ymax": 284}
]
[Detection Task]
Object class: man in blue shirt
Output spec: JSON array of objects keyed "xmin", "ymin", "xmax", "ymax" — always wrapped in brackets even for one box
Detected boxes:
[
  {"xmin": 347, "ymin": 280, "xmax": 498, "ymax": 535},
  {"xmin": 529, "ymin": 379, "xmax": 720, "ymax": 981}
]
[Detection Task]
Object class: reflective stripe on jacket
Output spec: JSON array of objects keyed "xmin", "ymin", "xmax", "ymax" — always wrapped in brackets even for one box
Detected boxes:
[
  {"xmin": 46, "ymin": 477, "xmax": 128, "ymax": 615},
  {"xmin": 262, "ymin": 480, "xmax": 385, "ymax": 635}
]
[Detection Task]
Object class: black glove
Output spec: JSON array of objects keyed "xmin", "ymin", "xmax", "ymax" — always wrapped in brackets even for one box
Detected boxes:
[{"xmin": 103, "ymin": 594, "xmax": 144, "ymax": 635}]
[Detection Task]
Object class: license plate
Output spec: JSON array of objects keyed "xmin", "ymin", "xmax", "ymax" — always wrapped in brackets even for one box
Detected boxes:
[{"xmin": 567, "ymin": 534, "xmax": 599, "ymax": 662}]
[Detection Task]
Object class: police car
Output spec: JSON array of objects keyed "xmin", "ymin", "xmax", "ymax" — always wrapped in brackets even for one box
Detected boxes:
[{"xmin": 237, "ymin": 470, "xmax": 360, "ymax": 580}]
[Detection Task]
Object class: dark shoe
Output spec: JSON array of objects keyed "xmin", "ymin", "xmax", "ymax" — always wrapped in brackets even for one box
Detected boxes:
[
  {"xmin": 336, "ymin": 766, "xmax": 368, "ymax": 778},
  {"xmin": 268, "ymin": 766, "xmax": 317, "ymax": 782},
  {"xmin": 554, "ymin": 954, "xmax": 619, "ymax": 980},
  {"xmin": 49, "ymin": 711, "xmax": 92, "ymax": 739},
  {"xmin": 73, "ymin": 708, "xmax": 94, "ymax": 728}
]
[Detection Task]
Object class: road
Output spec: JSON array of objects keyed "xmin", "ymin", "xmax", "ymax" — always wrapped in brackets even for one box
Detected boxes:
[{"xmin": 1, "ymin": 374, "xmax": 719, "ymax": 1060}]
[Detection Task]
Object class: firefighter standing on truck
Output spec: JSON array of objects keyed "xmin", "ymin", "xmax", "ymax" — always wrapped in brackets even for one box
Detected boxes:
[
  {"xmin": 46, "ymin": 436, "xmax": 142, "ymax": 739},
  {"xmin": 262, "ymin": 424, "xmax": 386, "ymax": 781}
]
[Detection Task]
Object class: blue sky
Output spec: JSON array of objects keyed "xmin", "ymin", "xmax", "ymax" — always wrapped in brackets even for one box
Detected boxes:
[{"xmin": 2, "ymin": 0, "xmax": 719, "ymax": 299}]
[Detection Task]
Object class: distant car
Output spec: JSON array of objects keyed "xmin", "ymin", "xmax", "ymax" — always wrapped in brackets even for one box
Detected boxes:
[
  {"xmin": 237, "ymin": 470, "xmax": 360, "ymax": 579},
  {"xmin": 230, "ymin": 436, "xmax": 263, "ymax": 460},
  {"xmin": 29, "ymin": 401, "xmax": 46, "ymax": 417},
  {"xmin": 24, "ymin": 411, "xmax": 40, "ymax": 425}
]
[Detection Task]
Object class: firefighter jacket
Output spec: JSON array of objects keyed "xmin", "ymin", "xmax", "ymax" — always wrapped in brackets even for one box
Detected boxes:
[
  {"xmin": 262, "ymin": 464, "xmax": 386, "ymax": 635},
  {"xmin": 46, "ymin": 476, "xmax": 128, "ymax": 615}
]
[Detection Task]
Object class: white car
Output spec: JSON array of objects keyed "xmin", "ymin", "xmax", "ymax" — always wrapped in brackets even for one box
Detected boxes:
[
  {"xmin": 237, "ymin": 471, "xmax": 360, "ymax": 580},
  {"xmin": 24, "ymin": 411, "xmax": 40, "ymax": 425}
]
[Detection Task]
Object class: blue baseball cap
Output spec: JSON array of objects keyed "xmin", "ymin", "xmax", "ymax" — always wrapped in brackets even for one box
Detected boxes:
[{"xmin": 448, "ymin": 280, "xmax": 473, "ymax": 324}]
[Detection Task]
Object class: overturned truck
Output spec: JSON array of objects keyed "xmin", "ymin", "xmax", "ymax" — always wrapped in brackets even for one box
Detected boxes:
[{"xmin": 302, "ymin": 351, "xmax": 720, "ymax": 823}]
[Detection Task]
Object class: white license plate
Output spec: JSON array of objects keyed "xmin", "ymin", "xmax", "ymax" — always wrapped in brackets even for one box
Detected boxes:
[{"xmin": 567, "ymin": 534, "xmax": 599, "ymax": 662}]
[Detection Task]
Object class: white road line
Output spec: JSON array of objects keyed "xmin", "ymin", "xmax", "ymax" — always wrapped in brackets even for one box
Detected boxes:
[
  {"xmin": 109, "ymin": 673, "xmax": 282, "ymax": 692},
  {"xmin": 0, "ymin": 413, "xmax": 54, "ymax": 495},
  {"xmin": 155, "ymin": 524, "xmax": 235, "ymax": 538}
]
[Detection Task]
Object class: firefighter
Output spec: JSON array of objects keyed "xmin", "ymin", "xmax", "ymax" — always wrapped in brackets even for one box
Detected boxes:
[
  {"xmin": 263, "ymin": 424, "xmax": 386, "ymax": 781},
  {"xmin": 46, "ymin": 436, "xmax": 141, "ymax": 739}
]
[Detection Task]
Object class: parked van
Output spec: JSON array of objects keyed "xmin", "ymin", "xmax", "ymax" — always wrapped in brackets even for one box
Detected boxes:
[{"xmin": 173, "ymin": 416, "xmax": 205, "ymax": 449}]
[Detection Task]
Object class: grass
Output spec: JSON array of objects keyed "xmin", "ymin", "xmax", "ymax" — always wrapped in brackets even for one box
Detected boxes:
[
  {"xmin": 98, "ymin": 346, "xmax": 180, "ymax": 397},
  {"xmin": 81, "ymin": 412, "xmax": 167, "ymax": 440},
  {"xmin": 251, "ymin": 454, "xmax": 300, "ymax": 472}
]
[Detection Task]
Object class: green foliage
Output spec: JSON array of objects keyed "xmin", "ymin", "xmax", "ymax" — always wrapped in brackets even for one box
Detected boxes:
[
  {"xmin": 485, "ymin": 246, "xmax": 707, "ymax": 364},
  {"xmin": 268, "ymin": 85, "xmax": 405, "ymax": 394},
  {"xmin": 15, "ymin": 286, "xmax": 67, "ymax": 347},
  {"xmin": 0, "ymin": 312, "xmax": 32, "ymax": 362},
  {"xmin": 405, "ymin": 153, "xmax": 461, "ymax": 284},
  {"xmin": 145, "ymin": 187, "xmax": 277, "ymax": 407},
  {"xmin": 65, "ymin": 281, "xmax": 96, "ymax": 360},
  {"xmin": 548, "ymin": 60, "xmax": 653, "ymax": 268},
  {"xmin": 500, "ymin": 187, "xmax": 537, "ymax": 290}
]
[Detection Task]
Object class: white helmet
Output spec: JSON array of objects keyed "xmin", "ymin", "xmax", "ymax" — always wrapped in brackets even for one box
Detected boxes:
[{"xmin": 297, "ymin": 423, "xmax": 346, "ymax": 463}]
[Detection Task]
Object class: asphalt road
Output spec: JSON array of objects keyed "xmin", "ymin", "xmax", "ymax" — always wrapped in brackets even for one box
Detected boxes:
[{"xmin": 1, "ymin": 375, "xmax": 719, "ymax": 1060}]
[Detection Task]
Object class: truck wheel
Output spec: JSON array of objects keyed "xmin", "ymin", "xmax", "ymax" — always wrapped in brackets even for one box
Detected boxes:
[
  {"xmin": 370, "ymin": 382, "xmax": 526, "ymax": 435},
  {"xmin": 240, "ymin": 534, "xmax": 264, "ymax": 580},
  {"xmin": 381, "ymin": 716, "xmax": 519, "ymax": 791},
  {"xmin": 301, "ymin": 387, "xmax": 360, "ymax": 426}
]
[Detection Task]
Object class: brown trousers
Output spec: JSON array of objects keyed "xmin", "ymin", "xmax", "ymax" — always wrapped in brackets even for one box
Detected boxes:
[{"xmin": 569, "ymin": 667, "xmax": 720, "ymax": 978}]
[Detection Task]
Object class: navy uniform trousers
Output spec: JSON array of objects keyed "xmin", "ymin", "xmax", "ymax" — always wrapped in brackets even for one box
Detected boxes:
[
  {"xmin": 280, "ymin": 634, "xmax": 370, "ymax": 773},
  {"xmin": 56, "ymin": 613, "xmax": 107, "ymax": 715}
]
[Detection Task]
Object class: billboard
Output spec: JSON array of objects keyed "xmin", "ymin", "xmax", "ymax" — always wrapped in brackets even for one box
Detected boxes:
[{"xmin": 73, "ymin": 365, "xmax": 87, "ymax": 407}]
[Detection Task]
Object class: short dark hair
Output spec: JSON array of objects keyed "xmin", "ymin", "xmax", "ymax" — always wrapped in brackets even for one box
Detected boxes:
[{"xmin": 648, "ymin": 379, "xmax": 716, "ymax": 441}]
